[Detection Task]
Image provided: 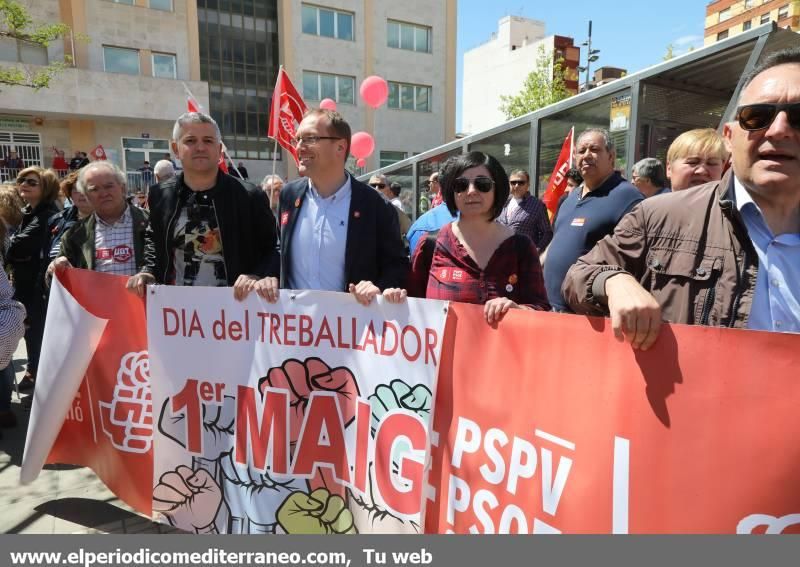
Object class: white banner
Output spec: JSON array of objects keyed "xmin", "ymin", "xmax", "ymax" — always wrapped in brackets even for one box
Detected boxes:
[{"xmin": 147, "ymin": 287, "xmax": 448, "ymax": 534}]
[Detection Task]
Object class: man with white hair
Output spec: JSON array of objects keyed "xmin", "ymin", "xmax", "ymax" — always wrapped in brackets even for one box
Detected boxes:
[
  {"xmin": 261, "ymin": 174, "xmax": 283, "ymax": 215},
  {"xmin": 50, "ymin": 161, "xmax": 149, "ymax": 276},
  {"xmin": 127, "ymin": 112, "xmax": 278, "ymax": 299},
  {"xmin": 154, "ymin": 159, "xmax": 176, "ymax": 183}
]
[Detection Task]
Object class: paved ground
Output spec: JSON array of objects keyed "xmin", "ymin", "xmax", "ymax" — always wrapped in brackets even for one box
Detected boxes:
[{"xmin": 0, "ymin": 343, "xmax": 179, "ymax": 534}]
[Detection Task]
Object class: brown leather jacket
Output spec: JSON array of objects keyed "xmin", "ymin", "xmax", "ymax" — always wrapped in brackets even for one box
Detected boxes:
[{"xmin": 562, "ymin": 169, "xmax": 759, "ymax": 328}]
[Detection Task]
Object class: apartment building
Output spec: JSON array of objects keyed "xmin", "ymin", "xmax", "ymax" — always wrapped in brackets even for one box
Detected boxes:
[
  {"xmin": 0, "ymin": 0, "xmax": 208, "ymax": 188},
  {"xmin": 705, "ymin": 0, "xmax": 799, "ymax": 44},
  {"xmin": 462, "ymin": 16, "xmax": 580, "ymax": 135}
]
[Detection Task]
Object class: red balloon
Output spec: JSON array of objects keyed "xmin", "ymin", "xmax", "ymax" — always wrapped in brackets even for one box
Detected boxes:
[
  {"xmin": 319, "ymin": 98, "xmax": 337, "ymax": 111},
  {"xmin": 360, "ymin": 76, "xmax": 389, "ymax": 108},
  {"xmin": 356, "ymin": 158, "xmax": 366, "ymax": 168},
  {"xmin": 350, "ymin": 131, "xmax": 375, "ymax": 159}
]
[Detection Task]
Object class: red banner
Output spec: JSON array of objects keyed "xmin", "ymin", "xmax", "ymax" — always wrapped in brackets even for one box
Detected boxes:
[
  {"xmin": 541, "ymin": 128, "xmax": 573, "ymax": 219},
  {"xmin": 268, "ymin": 68, "xmax": 307, "ymax": 166},
  {"xmin": 41, "ymin": 270, "xmax": 152, "ymax": 515},
  {"xmin": 90, "ymin": 144, "xmax": 107, "ymax": 161},
  {"xmin": 424, "ymin": 302, "xmax": 800, "ymax": 534}
]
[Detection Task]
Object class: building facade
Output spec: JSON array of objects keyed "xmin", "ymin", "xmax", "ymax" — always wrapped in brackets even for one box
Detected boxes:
[
  {"xmin": 278, "ymin": 0, "xmax": 457, "ymax": 185},
  {"xmin": 704, "ymin": 0, "xmax": 799, "ymax": 44},
  {"xmin": 462, "ymin": 16, "xmax": 580, "ymax": 135},
  {"xmin": 0, "ymin": 0, "xmax": 208, "ymax": 189}
]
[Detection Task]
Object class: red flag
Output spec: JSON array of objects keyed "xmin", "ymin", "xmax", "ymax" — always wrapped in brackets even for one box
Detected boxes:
[
  {"xmin": 218, "ymin": 154, "xmax": 229, "ymax": 173},
  {"xmin": 268, "ymin": 68, "xmax": 307, "ymax": 166},
  {"xmin": 90, "ymin": 144, "xmax": 107, "ymax": 161},
  {"xmin": 187, "ymin": 95, "xmax": 201, "ymax": 113},
  {"xmin": 541, "ymin": 127, "xmax": 574, "ymax": 221}
]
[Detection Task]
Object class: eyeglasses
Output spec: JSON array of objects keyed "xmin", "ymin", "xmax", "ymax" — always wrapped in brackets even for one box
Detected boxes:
[
  {"xmin": 17, "ymin": 178, "xmax": 39, "ymax": 187},
  {"xmin": 369, "ymin": 183, "xmax": 386, "ymax": 189},
  {"xmin": 424, "ymin": 179, "xmax": 439, "ymax": 188},
  {"xmin": 453, "ymin": 176, "xmax": 495, "ymax": 194},
  {"xmin": 735, "ymin": 102, "xmax": 800, "ymax": 131},
  {"xmin": 509, "ymin": 180, "xmax": 528, "ymax": 186},
  {"xmin": 292, "ymin": 135, "xmax": 343, "ymax": 146}
]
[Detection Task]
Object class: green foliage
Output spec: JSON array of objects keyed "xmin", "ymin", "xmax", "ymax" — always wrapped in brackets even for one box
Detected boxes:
[
  {"xmin": 663, "ymin": 44, "xmax": 675, "ymax": 61},
  {"xmin": 499, "ymin": 45, "xmax": 572, "ymax": 120},
  {"xmin": 0, "ymin": 0, "xmax": 76, "ymax": 90}
]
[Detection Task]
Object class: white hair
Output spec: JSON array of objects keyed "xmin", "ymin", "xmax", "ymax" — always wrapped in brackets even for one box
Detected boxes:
[
  {"xmin": 172, "ymin": 112, "xmax": 222, "ymax": 142},
  {"xmin": 261, "ymin": 174, "xmax": 284, "ymax": 188},
  {"xmin": 154, "ymin": 159, "xmax": 176, "ymax": 181},
  {"xmin": 75, "ymin": 161, "xmax": 126, "ymax": 194}
]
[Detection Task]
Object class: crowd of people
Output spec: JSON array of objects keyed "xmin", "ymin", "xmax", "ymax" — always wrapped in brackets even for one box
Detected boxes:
[{"xmin": 0, "ymin": 48, "xmax": 798, "ymax": 440}]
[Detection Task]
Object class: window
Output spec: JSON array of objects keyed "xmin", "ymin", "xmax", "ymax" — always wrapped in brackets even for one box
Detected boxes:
[
  {"xmin": 743, "ymin": 19, "xmax": 752, "ymax": 30},
  {"xmin": 149, "ymin": 0, "xmax": 172, "ymax": 11},
  {"xmin": 302, "ymin": 71, "xmax": 355, "ymax": 104},
  {"xmin": 761, "ymin": 12, "xmax": 772, "ymax": 23},
  {"xmin": 744, "ymin": 0, "xmax": 753, "ymax": 8},
  {"xmin": 718, "ymin": 7, "xmax": 731, "ymax": 22},
  {"xmin": 380, "ymin": 151, "xmax": 408, "ymax": 168},
  {"xmin": 109, "ymin": 0, "xmax": 134, "ymax": 4},
  {"xmin": 301, "ymin": 4, "xmax": 354, "ymax": 40},
  {"xmin": 387, "ymin": 20, "xmax": 432, "ymax": 53},
  {"xmin": 778, "ymin": 4, "xmax": 790, "ymax": 19},
  {"xmin": 388, "ymin": 81, "xmax": 432, "ymax": 112},
  {"xmin": 0, "ymin": 38, "xmax": 47, "ymax": 65},
  {"xmin": 152, "ymin": 52, "xmax": 176, "ymax": 78},
  {"xmin": 717, "ymin": 30, "xmax": 729, "ymax": 40},
  {"xmin": 103, "ymin": 46, "xmax": 140, "ymax": 75}
]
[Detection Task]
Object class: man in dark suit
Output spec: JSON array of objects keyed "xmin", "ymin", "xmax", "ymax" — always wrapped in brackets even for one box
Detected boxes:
[{"xmin": 254, "ymin": 109, "xmax": 408, "ymax": 305}]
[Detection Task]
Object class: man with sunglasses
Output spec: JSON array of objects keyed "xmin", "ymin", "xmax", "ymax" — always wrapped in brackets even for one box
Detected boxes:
[
  {"xmin": 252, "ymin": 109, "xmax": 408, "ymax": 305},
  {"xmin": 498, "ymin": 169, "xmax": 552, "ymax": 251},
  {"xmin": 369, "ymin": 174, "xmax": 411, "ymax": 237},
  {"xmin": 563, "ymin": 48, "xmax": 800, "ymax": 350},
  {"xmin": 127, "ymin": 112, "xmax": 278, "ymax": 299}
]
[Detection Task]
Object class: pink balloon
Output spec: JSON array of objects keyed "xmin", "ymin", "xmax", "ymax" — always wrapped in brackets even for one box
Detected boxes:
[
  {"xmin": 319, "ymin": 98, "xmax": 337, "ymax": 111},
  {"xmin": 360, "ymin": 76, "xmax": 389, "ymax": 108},
  {"xmin": 356, "ymin": 158, "xmax": 366, "ymax": 168},
  {"xmin": 350, "ymin": 131, "xmax": 375, "ymax": 159}
]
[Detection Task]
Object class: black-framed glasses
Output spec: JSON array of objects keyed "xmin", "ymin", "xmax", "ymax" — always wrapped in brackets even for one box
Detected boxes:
[
  {"xmin": 453, "ymin": 176, "xmax": 495, "ymax": 194},
  {"xmin": 292, "ymin": 135, "xmax": 342, "ymax": 146},
  {"xmin": 369, "ymin": 182, "xmax": 386, "ymax": 189},
  {"xmin": 17, "ymin": 177, "xmax": 39, "ymax": 187},
  {"xmin": 509, "ymin": 180, "xmax": 528, "ymax": 186},
  {"xmin": 736, "ymin": 102, "xmax": 800, "ymax": 131}
]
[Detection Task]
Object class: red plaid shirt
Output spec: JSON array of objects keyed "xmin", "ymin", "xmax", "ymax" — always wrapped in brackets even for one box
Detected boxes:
[{"xmin": 408, "ymin": 223, "xmax": 550, "ymax": 310}]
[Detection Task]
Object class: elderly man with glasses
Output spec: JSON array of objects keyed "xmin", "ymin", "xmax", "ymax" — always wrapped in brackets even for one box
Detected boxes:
[
  {"xmin": 562, "ymin": 47, "xmax": 800, "ymax": 350},
  {"xmin": 498, "ymin": 169, "xmax": 553, "ymax": 251}
]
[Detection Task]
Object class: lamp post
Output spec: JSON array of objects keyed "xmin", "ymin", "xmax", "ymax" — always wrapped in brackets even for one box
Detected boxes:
[{"xmin": 577, "ymin": 20, "xmax": 600, "ymax": 91}]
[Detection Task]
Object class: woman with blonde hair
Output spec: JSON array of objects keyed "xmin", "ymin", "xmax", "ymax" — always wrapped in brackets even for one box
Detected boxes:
[
  {"xmin": 666, "ymin": 128, "xmax": 729, "ymax": 191},
  {"xmin": 6, "ymin": 167, "xmax": 60, "ymax": 389}
]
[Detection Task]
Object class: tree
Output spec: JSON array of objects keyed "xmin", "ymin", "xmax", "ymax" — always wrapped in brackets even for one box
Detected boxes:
[
  {"xmin": 0, "ymin": 0, "xmax": 77, "ymax": 90},
  {"xmin": 663, "ymin": 44, "xmax": 675, "ymax": 61},
  {"xmin": 499, "ymin": 45, "xmax": 572, "ymax": 119}
]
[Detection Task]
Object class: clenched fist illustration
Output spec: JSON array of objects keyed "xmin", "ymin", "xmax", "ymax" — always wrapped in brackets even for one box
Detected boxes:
[
  {"xmin": 277, "ymin": 488, "xmax": 357, "ymax": 534},
  {"xmin": 152, "ymin": 465, "xmax": 223, "ymax": 532},
  {"xmin": 369, "ymin": 379, "xmax": 432, "ymax": 436},
  {"xmin": 259, "ymin": 357, "xmax": 361, "ymax": 445}
]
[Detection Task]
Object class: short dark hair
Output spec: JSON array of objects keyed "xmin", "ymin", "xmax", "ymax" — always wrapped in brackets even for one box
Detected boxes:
[
  {"xmin": 508, "ymin": 169, "xmax": 530, "ymax": 183},
  {"xmin": 566, "ymin": 168, "xmax": 583, "ymax": 185},
  {"xmin": 389, "ymin": 181, "xmax": 402, "ymax": 197},
  {"xmin": 741, "ymin": 47, "xmax": 800, "ymax": 95},
  {"xmin": 441, "ymin": 151, "xmax": 509, "ymax": 220},
  {"xmin": 303, "ymin": 108, "xmax": 352, "ymax": 159}
]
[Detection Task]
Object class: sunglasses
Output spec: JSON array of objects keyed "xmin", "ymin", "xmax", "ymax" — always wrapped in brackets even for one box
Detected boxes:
[
  {"xmin": 453, "ymin": 176, "xmax": 495, "ymax": 194},
  {"xmin": 369, "ymin": 183, "xmax": 386, "ymax": 189},
  {"xmin": 736, "ymin": 102, "xmax": 800, "ymax": 131},
  {"xmin": 509, "ymin": 180, "xmax": 528, "ymax": 186},
  {"xmin": 17, "ymin": 178, "xmax": 39, "ymax": 187}
]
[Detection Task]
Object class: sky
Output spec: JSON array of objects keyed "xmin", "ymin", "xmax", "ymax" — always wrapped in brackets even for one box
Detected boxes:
[{"xmin": 456, "ymin": 0, "xmax": 709, "ymax": 131}]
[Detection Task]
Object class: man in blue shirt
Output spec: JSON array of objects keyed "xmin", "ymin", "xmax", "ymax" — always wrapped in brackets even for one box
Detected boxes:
[
  {"xmin": 562, "ymin": 47, "xmax": 800, "ymax": 349},
  {"xmin": 543, "ymin": 128, "xmax": 643, "ymax": 311}
]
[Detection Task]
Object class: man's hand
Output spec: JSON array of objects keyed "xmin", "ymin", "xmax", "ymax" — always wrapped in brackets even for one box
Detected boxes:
[
  {"xmin": 126, "ymin": 272, "xmax": 156, "ymax": 297},
  {"xmin": 484, "ymin": 297, "xmax": 519, "ymax": 326},
  {"xmin": 382, "ymin": 288, "xmax": 407, "ymax": 303},
  {"xmin": 152, "ymin": 465, "xmax": 223, "ymax": 532},
  {"xmin": 46, "ymin": 257, "xmax": 72, "ymax": 285},
  {"xmin": 348, "ymin": 280, "xmax": 381, "ymax": 306},
  {"xmin": 605, "ymin": 273, "xmax": 662, "ymax": 351},
  {"xmin": 233, "ymin": 274, "xmax": 259, "ymax": 301},
  {"xmin": 253, "ymin": 276, "xmax": 280, "ymax": 303},
  {"xmin": 277, "ymin": 488, "xmax": 357, "ymax": 534}
]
